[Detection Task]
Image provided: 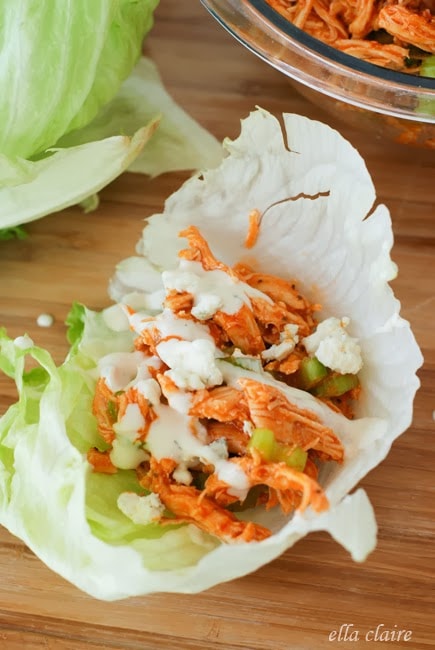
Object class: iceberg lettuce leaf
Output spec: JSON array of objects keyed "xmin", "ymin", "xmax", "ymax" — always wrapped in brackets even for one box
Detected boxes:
[
  {"xmin": 0, "ymin": 1, "xmax": 158, "ymax": 159},
  {"xmin": 0, "ymin": 57, "xmax": 223, "ymax": 230},
  {"xmin": 57, "ymin": 57, "xmax": 224, "ymax": 177},
  {"xmin": 0, "ymin": 317, "xmax": 219, "ymax": 599},
  {"xmin": 0, "ymin": 124, "xmax": 157, "ymax": 230}
]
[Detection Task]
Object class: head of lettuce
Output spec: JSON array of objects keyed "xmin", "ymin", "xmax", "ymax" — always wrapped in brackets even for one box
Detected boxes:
[{"xmin": 0, "ymin": 0, "xmax": 222, "ymax": 231}]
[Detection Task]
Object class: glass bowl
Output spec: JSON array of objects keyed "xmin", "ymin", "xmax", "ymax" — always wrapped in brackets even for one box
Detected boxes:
[{"xmin": 201, "ymin": 0, "xmax": 435, "ymax": 148}]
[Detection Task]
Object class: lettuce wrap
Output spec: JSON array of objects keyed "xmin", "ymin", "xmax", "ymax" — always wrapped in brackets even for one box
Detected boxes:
[{"xmin": 0, "ymin": 109, "xmax": 423, "ymax": 600}]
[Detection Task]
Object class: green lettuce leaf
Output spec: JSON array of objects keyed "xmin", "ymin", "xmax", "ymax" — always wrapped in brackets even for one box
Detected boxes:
[
  {"xmin": 0, "ymin": 124, "xmax": 157, "ymax": 230},
  {"xmin": 0, "ymin": 0, "xmax": 223, "ymax": 230},
  {"xmin": 65, "ymin": 302, "xmax": 88, "ymax": 351},
  {"xmin": 0, "ymin": 58, "xmax": 224, "ymax": 230},
  {"xmin": 0, "ymin": 226, "xmax": 27, "ymax": 241},
  {"xmin": 59, "ymin": 57, "xmax": 225, "ymax": 178},
  {"xmin": 0, "ymin": 314, "xmax": 219, "ymax": 600},
  {"xmin": 0, "ymin": 1, "xmax": 158, "ymax": 159}
]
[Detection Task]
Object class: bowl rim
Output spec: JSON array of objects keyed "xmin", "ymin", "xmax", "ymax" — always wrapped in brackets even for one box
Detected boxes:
[{"xmin": 248, "ymin": 0, "xmax": 435, "ymax": 91}]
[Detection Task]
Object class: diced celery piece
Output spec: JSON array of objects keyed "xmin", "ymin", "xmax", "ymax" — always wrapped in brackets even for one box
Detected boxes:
[
  {"xmin": 296, "ymin": 356, "xmax": 328, "ymax": 390},
  {"xmin": 421, "ymin": 55, "xmax": 435, "ymax": 78},
  {"xmin": 249, "ymin": 429, "xmax": 307, "ymax": 472},
  {"xmin": 248, "ymin": 428, "xmax": 277, "ymax": 461},
  {"xmin": 278, "ymin": 446, "xmax": 308, "ymax": 471},
  {"xmin": 311, "ymin": 373, "xmax": 360, "ymax": 397}
]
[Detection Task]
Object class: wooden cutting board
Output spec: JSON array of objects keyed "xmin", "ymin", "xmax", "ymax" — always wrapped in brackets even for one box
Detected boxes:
[{"xmin": 0, "ymin": 2, "xmax": 434, "ymax": 648}]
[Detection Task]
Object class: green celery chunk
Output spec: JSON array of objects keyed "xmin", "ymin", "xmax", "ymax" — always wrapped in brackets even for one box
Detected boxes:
[
  {"xmin": 276, "ymin": 446, "xmax": 308, "ymax": 471},
  {"xmin": 421, "ymin": 55, "xmax": 435, "ymax": 78},
  {"xmin": 296, "ymin": 356, "xmax": 328, "ymax": 390},
  {"xmin": 311, "ymin": 373, "xmax": 360, "ymax": 398},
  {"xmin": 248, "ymin": 428, "xmax": 307, "ymax": 471},
  {"xmin": 417, "ymin": 56, "xmax": 435, "ymax": 116},
  {"xmin": 248, "ymin": 428, "xmax": 277, "ymax": 461}
]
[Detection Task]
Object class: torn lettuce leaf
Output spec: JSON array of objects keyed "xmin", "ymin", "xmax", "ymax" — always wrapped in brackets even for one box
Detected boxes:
[
  {"xmin": 58, "ymin": 57, "xmax": 224, "ymax": 178},
  {"xmin": 1, "ymin": 1, "xmax": 159, "ymax": 159},
  {"xmin": 1, "ymin": 57, "xmax": 223, "ymax": 230},
  {"xmin": 0, "ymin": 110, "xmax": 422, "ymax": 600},
  {"xmin": 0, "ymin": 0, "xmax": 157, "ymax": 228},
  {"xmin": 0, "ymin": 226, "xmax": 27, "ymax": 241},
  {"xmin": 0, "ymin": 124, "xmax": 157, "ymax": 230}
]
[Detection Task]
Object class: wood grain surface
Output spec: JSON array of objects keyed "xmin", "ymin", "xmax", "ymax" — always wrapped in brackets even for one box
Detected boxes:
[{"xmin": 1, "ymin": 2, "xmax": 434, "ymax": 649}]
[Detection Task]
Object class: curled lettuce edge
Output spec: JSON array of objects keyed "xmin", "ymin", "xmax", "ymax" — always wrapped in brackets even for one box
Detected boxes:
[
  {"xmin": 58, "ymin": 56, "xmax": 225, "ymax": 178},
  {"xmin": 0, "ymin": 122, "xmax": 159, "ymax": 230}
]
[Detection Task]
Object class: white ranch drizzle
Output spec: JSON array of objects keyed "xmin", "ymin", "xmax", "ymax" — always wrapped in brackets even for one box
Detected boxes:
[
  {"xmin": 113, "ymin": 403, "xmax": 146, "ymax": 442},
  {"xmin": 163, "ymin": 259, "xmax": 272, "ymax": 318},
  {"xmin": 98, "ymin": 350, "xmax": 149, "ymax": 393},
  {"xmin": 145, "ymin": 401, "xmax": 250, "ymax": 500}
]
